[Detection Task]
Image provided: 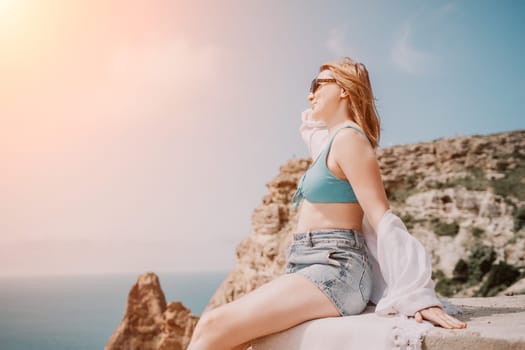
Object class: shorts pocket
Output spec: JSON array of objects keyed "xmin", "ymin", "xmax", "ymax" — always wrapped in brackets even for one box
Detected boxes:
[
  {"xmin": 287, "ymin": 249, "xmax": 342, "ymax": 267},
  {"xmin": 285, "ymin": 244, "xmax": 298, "ymax": 273},
  {"xmin": 358, "ymin": 256, "xmax": 372, "ymax": 304}
]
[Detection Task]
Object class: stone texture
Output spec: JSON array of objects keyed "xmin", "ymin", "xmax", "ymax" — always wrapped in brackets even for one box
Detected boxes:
[
  {"xmin": 501, "ymin": 278, "xmax": 525, "ymax": 297},
  {"xmin": 424, "ymin": 295, "xmax": 525, "ymax": 350},
  {"xmin": 251, "ymin": 295, "xmax": 525, "ymax": 350},
  {"xmin": 105, "ymin": 273, "xmax": 198, "ymax": 350}
]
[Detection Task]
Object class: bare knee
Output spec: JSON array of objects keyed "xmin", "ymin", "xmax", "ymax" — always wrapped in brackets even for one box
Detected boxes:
[
  {"xmin": 197, "ymin": 311, "xmax": 221, "ymax": 335},
  {"xmin": 188, "ymin": 309, "xmax": 226, "ymax": 350}
]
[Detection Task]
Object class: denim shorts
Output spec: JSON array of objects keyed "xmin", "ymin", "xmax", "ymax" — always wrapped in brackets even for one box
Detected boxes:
[{"xmin": 285, "ymin": 228, "xmax": 373, "ymax": 316}]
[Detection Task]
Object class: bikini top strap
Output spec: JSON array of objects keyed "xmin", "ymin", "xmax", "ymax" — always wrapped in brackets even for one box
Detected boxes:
[{"xmin": 327, "ymin": 125, "xmax": 370, "ymax": 148}]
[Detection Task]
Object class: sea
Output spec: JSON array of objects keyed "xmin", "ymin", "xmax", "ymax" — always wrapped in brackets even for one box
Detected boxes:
[{"xmin": 0, "ymin": 271, "xmax": 229, "ymax": 350}]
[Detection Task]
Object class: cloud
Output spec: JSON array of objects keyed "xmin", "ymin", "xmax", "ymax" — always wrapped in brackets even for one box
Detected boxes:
[{"xmin": 391, "ymin": 21, "xmax": 436, "ymax": 75}]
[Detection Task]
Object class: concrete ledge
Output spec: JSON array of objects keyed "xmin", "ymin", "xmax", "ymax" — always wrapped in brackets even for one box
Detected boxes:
[
  {"xmin": 424, "ymin": 295, "xmax": 525, "ymax": 350},
  {"xmin": 251, "ymin": 295, "xmax": 525, "ymax": 350}
]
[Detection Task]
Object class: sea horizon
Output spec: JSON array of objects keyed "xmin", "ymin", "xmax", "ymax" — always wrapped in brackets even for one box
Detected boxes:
[{"xmin": 0, "ymin": 270, "xmax": 229, "ymax": 350}]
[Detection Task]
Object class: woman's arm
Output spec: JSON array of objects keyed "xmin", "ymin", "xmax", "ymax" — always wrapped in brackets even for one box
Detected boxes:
[
  {"xmin": 330, "ymin": 128, "xmax": 389, "ymax": 232},
  {"xmin": 332, "ymin": 129, "xmax": 467, "ymax": 329}
]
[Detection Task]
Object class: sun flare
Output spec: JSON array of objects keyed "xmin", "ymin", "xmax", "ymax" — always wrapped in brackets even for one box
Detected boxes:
[
  {"xmin": 0, "ymin": 0, "xmax": 27, "ymax": 36},
  {"xmin": 0, "ymin": 0, "xmax": 18, "ymax": 19}
]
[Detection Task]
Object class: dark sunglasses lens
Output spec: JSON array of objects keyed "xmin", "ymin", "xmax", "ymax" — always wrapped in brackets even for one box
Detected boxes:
[{"xmin": 310, "ymin": 79, "xmax": 317, "ymax": 94}]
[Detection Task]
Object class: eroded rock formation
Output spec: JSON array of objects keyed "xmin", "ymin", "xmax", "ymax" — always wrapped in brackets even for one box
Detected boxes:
[{"xmin": 105, "ymin": 273, "xmax": 198, "ymax": 350}]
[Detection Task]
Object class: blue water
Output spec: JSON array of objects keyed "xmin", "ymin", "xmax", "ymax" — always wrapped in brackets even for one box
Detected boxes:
[{"xmin": 0, "ymin": 271, "xmax": 229, "ymax": 350}]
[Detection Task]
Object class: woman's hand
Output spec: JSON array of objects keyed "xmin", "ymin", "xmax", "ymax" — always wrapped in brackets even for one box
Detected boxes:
[{"xmin": 414, "ymin": 306, "xmax": 467, "ymax": 329}]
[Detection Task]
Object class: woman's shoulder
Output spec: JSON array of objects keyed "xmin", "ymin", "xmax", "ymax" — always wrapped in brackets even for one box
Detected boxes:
[
  {"xmin": 336, "ymin": 123, "xmax": 369, "ymax": 144},
  {"xmin": 331, "ymin": 124, "xmax": 376, "ymax": 163}
]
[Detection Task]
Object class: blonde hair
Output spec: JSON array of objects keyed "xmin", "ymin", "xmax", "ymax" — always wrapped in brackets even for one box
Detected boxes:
[{"xmin": 319, "ymin": 57, "xmax": 381, "ymax": 149}]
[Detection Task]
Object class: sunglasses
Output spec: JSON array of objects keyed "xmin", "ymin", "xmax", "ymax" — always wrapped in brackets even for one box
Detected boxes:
[{"xmin": 310, "ymin": 78, "xmax": 337, "ymax": 94}]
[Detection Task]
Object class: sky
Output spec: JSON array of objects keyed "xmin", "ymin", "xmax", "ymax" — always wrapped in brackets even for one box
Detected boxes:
[{"xmin": 1, "ymin": 0, "xmax": 524, "ymax": 277}]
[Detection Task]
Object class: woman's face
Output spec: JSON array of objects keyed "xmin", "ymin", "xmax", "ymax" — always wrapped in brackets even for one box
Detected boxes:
[{"xmin": 307, "ymin": 70, "xmax": 342, "ymax": 122}]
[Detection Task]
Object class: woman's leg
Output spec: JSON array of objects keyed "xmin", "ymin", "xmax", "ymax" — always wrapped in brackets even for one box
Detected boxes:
[
  {"xmin": 186, "ymin": 272, "xmax": 341, "ymax": 350},
  {"xmin": 229, "ymin": 340, "xmax": 251, "ymax": 350}
]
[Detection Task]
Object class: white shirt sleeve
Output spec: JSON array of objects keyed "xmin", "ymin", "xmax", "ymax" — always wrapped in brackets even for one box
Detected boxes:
[
  {"xmin": 363, "ymin": 209, "xmax": 443, "ymax": 316},
  {"xmin": 299, "ymin": 108, "xmax": 329, "ymax": 160}
]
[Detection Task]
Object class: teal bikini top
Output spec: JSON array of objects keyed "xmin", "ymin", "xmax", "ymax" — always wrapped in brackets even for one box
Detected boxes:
[{"xmin": 290, "ymin": 125, "xmax": 370, "ymax": 210}]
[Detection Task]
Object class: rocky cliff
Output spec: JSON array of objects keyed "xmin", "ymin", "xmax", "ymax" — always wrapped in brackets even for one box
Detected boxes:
[
  {"xmin": 105, "ymin": 273, "xmax": 198, "ymax": 350},
  {"xmin": 106, "ymin": 129, "xmax": 525, "ymax": 349},
  {"xmin": 206, "ymin": 129, "xmax": 525, "ymax": 311}
]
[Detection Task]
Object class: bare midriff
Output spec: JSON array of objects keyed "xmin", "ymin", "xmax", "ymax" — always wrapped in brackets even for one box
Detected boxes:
[{"xmin": 295, "ymin": 199, "xmax": 364, "ymax": 234}]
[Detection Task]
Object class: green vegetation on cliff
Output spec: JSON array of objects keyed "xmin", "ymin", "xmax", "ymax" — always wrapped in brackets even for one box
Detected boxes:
[{"xmin": 434, "ymin": 244, "xmax": 523, "ymax": 297}]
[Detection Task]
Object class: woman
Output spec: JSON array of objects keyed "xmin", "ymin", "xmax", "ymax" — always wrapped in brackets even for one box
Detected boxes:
[{"xmin": 187, "ymin": 57, "xmax": 466, "ymax": 350}]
